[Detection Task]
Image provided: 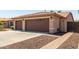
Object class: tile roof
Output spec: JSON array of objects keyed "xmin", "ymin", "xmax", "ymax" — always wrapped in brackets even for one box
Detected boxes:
[
  {"xmin": 12, "ymin": 12, "xmax": 56, "ymax": 19},
  {"xmin": 57, "ymin": 12, "xmax": 70, "ymax": 17},
  {"xmin": 0, "ymin": 18, "xmax": 11, "ymax": 21},
  {"xmin": 12, "ymin": 11, "xmax": 72, "ymax": 19}
]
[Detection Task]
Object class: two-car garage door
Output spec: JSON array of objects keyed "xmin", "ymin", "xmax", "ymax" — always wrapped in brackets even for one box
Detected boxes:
[
  {"xmin": 15, "ymin": 19, "xmax": 49, "ymax": 32},
  {"xmin": 25, "ymin": 19, "xmax": 49, "ymax": 32}
]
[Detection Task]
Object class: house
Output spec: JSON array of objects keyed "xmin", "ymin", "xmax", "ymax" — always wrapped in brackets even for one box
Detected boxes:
[
  {"xmin": 0, "ymin": 18, "xmax": 12, "ymax": 28},
  {"xmin": 12, "ymin": 11, "xmax": 74, "ymax": 33}
]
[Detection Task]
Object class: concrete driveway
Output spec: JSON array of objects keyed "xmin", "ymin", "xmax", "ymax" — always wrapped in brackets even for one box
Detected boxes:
[{"xmin": 0, "ymin": 30, "xmax": 44, "ymax": 47}]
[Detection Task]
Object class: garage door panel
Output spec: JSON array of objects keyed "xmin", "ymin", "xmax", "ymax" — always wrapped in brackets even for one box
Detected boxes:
[
  {"xmin": 15, "ymin": 20, "xmax": 22, "ymax": 30},
  {"xmin": 26, "ymin": 19, "xmax": 49, "ymax": 32}
]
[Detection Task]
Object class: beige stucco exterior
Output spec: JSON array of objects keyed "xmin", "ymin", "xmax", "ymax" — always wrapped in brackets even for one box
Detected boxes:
[
  {"xmin": 60, "ymin": 14, "xmax": 74, "ymax": 32},
  {"xmin": 12, "ymin": 12, "xmax": 74, "ymax": 33},
  {"xmin": 22, "ymin": 19, "xmax": 25, "ymax": 31},
  {"xmin": 13, "ymin": 20, "xmax": 16, "ymax": 29},
  {"xmin": 49, "ymin": 16, "xmax": 59, "ymax": 33}
]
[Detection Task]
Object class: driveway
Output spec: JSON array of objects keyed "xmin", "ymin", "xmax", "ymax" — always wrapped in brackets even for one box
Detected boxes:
[
  {"xmin": 0, "ymin": 30, "xmax": 45, "ymax": 47},
  {"xmin": 0, "ymin": 35, "xmax": 58, "ymax": 49}
]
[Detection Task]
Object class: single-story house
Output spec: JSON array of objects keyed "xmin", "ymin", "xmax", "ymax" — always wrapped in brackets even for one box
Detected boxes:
[
  {"xmin": 0, "ymin": 18, "xmax": 12, "ymax": 28},
  {"xmin": 12, "ymin": 11, "xmax": 74, "ymax": 33}
]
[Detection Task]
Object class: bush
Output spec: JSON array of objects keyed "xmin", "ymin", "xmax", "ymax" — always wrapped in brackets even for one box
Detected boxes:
[
  {"xmin": 10, "ymin": 26, "xmax": 15, "ymax": 29},
  {"xmin": 0, "ymin": 21, "xmax": 4, "ymax": 31}
]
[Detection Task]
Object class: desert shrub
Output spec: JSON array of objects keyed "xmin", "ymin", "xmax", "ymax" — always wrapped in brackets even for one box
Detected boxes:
[{"xmin": 0, "ymin": 21, "xmax": 4, "ymax": 31}]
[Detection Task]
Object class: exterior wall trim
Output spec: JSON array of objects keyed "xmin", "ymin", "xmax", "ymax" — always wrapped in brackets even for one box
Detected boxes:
[{"xmin": 23, "ymin": 16, "xmax": 50, "ymax": 20}]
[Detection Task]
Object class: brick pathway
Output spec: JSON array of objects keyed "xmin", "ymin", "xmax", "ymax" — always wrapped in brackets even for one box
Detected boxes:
[{"xmin": 41, "ymin": 32, "xmax": 73, "ymax": 49}]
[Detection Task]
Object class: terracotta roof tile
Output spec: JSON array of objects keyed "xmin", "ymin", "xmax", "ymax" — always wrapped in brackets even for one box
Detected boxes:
[
  {"xmin": 12, "ymin": 12, "xmax": 56, "ymax": 19},
  {"xmin": 56, "ymin": 12, "xmax": 70, "ymax": 17},
  {"xmin": 0, "ymin": 18, "xmax": 12, "ymax": 21},
  {"xmin": 12, "ymin": 12, "xmax": 72, "ymax": 19}
]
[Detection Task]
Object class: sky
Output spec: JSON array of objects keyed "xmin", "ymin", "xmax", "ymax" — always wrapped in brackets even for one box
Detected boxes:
[{"xmin": 0, "ymin": 10, "xmax": 78, "ymax": 21}]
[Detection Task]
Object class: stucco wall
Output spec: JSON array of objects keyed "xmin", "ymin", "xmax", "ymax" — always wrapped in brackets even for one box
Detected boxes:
[
  {"xmin": 59, "ymin": 18, "xmax": 64, "ymax": 32},
  {"xmin": 49, "ymin": 16, "xmax": 59, "ymax": 33},
  {"xmin": 22, "ymin": 19, "xmax": 25, "ymax": 31},
  {"xmin": 67, "ymin": 14, "xmax": 74, "ymax": 22},
  {"xmin": 60, "ymin": 14, "xmax": 74, "ymax": 32},
  {"xmin": 13, "ymin": 20, "xmax": 15, "ymax": 29}
]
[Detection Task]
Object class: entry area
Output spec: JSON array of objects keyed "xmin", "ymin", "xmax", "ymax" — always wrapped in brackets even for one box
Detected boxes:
[
  {"xmin": 25, "ymin": 18, "xmax": 49, "ymax": 32},
  {"xmin": 15, "ymin": 20, "xmax": 22, "ymax": 30}
]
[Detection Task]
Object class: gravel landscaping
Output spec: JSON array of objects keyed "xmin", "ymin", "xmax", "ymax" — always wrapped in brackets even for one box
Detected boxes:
[
  {"xmin": 0, "ymin": 35, "xmax": 58, "ymax": 49},
  {"xmin": 58, "ymin": 33, "xmax": 79, "ymax": 49}
]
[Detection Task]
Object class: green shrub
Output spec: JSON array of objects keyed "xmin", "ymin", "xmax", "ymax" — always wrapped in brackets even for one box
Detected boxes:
[{"xmin": 0, "ymin": 21, "xmax": 4, "ymax": 31}]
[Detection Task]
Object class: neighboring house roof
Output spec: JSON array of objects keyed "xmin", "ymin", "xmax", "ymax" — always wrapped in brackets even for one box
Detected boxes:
[
  {"xmin": 0, "ymin": 18, "xmax": 11, "ymax": 22},
  {"xmin": 12, "ymin": 11, "xmax": 73, "ymax": 19}
]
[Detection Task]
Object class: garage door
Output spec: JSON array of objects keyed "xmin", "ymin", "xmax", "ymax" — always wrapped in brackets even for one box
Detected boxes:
[
  {"xmin": 15, "ymin": 20, "xmax": 22, "ymax": 30},
  {"xmin": 25, "ymin": 19, "xmax": 49, "ymax": 32}
]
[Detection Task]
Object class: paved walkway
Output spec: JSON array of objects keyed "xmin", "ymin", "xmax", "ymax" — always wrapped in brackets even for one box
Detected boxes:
[{"xmin": 41, "ymin": 32, "xmax": 73, "ymax": 49}]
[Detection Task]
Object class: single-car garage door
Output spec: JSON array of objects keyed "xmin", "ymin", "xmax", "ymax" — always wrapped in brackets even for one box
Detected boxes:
[
  {"xmin": 25, "ymin": 18, "xmax": 49, "ymax": 32},
  {"xmin": 15, "ymin": 20, "xmax": 22, "ymax": 30}
]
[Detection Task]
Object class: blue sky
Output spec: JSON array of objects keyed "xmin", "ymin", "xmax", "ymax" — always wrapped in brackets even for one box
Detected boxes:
[
  {"xmin": 0, "ymin": 10, "xmax": 41, "ymax": 18},
  {"xmin": 0, "ymin": 10, "xmax": 78, "ymax": 20}
]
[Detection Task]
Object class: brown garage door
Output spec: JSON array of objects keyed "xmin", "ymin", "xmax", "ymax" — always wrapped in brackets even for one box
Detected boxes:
[
  {"xmin": 25, "ymin": 18, "xmax": 49, "ymax": 32},
  {"xmin": 15, "ymin": 20, "xmax": 22, "ymax": 30}
]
